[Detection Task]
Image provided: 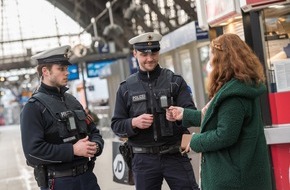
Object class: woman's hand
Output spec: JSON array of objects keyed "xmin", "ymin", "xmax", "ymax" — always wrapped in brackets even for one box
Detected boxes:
[
  {"xmin": 166, "ymin": 106, "xmax": 184, "ymax": 121},
  {"xmin": 181, "ymin": 142, "xmax": 191, "ymax": 155}
]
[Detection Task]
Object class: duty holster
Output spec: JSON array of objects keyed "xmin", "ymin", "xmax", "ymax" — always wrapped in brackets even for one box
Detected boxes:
[
  {"xmin": 119, "ymin": 141, "xmax": 133, "ymax": 169},
  {"xmin": 34, "ymin": 165, "xmax": 48, "ymax": 188},
  {"xmin": 87, "ymin": 159, "xmax": 95, "ymax": 172}
]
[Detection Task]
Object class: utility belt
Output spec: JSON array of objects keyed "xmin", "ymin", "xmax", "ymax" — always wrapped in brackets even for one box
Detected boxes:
[
  {"xmin": 33, "ymin": 162, "xmax": 93, "ymax": 188},
  {"xmin": 47, "ymin": 163, "xmax": 88, "ymax": 178},
  {"xmin": 132, "ymin": 145, "xmax": 180, "ymax": 155}
]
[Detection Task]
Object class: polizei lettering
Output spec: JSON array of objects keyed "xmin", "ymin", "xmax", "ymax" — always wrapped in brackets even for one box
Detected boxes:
[{"xmin": 132, "ymin": 94, "xmax": 146, "ymax": 102}]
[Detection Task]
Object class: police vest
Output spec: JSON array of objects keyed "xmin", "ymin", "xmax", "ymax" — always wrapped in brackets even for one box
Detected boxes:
[
  {"xmin": 126, "ymin": 68, "xmax": 175, "ymax": 138},
  {"xmin": 32, "ymin": 92, "xmax": 88, "ymax": 144}
]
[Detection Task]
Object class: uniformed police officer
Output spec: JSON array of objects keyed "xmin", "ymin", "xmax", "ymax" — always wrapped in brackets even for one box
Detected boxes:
[
  {"xmin": 111, "ymin": 32, "xmax": 200, "ymax": 190},
  {"xmin": 20, "ymin": 45, "xmax": 104, "ymax": 190}
]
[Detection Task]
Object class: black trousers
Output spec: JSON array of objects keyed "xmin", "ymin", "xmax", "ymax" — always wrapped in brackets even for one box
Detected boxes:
[
  {"xmin": 132, "ymin": 153, "xmax": 200, "ymax": 190},
  {"xmin": 40, "ymin": 171, "xmax": 100, "ymax": 190}
]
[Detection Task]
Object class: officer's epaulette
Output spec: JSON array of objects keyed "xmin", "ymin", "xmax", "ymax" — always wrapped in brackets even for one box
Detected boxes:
[
  {"xmin": 173, "ymin": 73, "xmax": 182, "ymax": 78},
  {"xmin": 28, "ymin": 97, "xmax": 37, "ymax": 103}
]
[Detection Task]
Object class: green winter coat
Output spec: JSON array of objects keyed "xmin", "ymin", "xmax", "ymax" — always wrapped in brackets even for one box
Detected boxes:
[{"xmin": 183, "ymin": 79, "xmax": 272, "ymax": 190}]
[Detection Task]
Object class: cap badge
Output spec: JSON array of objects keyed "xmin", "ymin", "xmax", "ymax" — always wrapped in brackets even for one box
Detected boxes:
[
  {"xmin": 148, "ymin": 42, "xmax": 152, "ymax": 46},
  {"xmin": 147, "ymin": 35, "xmax": 152, "ymax": 41},
  {"xmin": 64, "ymin": 48, "xmax": 72, "ymax": 58}
]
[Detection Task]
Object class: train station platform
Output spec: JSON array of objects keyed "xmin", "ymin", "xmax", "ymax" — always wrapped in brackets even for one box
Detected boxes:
[{"xmin": 1, "ymin": 125, "xmax": 200, "ymax": 189}]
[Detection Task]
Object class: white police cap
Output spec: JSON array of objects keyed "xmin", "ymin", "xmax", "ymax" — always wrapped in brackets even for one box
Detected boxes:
[
  {"xmin": 31, "ymin": 45, "xmax": 72, "ymax": 65},
  {"xmin": 128, "ymin": 32, "xmax": 162, "ymax": 53}
]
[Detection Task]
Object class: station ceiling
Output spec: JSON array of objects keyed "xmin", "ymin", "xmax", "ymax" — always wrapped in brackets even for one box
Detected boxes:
[
  {"xmin": 46, "ymin": 0, "xmax": 198, "ymax": 53},
  {"xmin": 0, "ymin": 0, "xmax": 197, "ymax": 72}
]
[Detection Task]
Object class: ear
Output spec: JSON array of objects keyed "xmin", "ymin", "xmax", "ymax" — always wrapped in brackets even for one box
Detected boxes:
[
  {"xmin": 133, "ymin": 50, "xmax": 137, "ymax": 57},
  {"xmin": 42, "ymin": 67, "xmax": 49, "ymax": 76}
]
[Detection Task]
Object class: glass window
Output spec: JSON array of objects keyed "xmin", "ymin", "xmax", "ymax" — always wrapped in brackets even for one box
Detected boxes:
[
  {"xmin": 164, "ymin": 55, "xmax": 175, "ymax": 72},
  {"xmin": 198, "ymin": 45, "xmax": 210, "ymax": 101},
  {"xmin": 179, "ymin": 49, "xmax": 195, "ymax": 101},
  {"xmin": 262, "ymin": 4, "xmax": 290, "ymax": 93}
]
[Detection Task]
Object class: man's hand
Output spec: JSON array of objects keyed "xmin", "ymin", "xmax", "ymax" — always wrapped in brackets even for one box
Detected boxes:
[
  {"xmin": 73, "ymin": 136, "xmax": 99, "ymax": 158},
  {"xmin": 132, "ymin": 113, "xmax": 153, "ymax": 129},
  {"xmin": 166, "ymin": 107, "xmax": 176, "ymax": 121}
]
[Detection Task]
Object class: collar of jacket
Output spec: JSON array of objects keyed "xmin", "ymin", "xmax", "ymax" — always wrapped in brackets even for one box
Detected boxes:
[
  {"xmin": 213, "ymin": 78, "xmax": 266, "ymax": 104},
  {"xmin": 137, "ymin": 64, "xmax": 161, "ymax": 82},
  {"xmin": 38, "ymin": 82, "xmax": 69, "ymax": 98}
]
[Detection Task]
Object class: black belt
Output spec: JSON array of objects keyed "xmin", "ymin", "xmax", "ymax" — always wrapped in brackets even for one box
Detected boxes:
[
  {"xmin": 48, "ymin": 163, "xmax": 88, "ymax": 178},
  {"xmin": 132, "ymin": 145, "xmax": 180, "ymax": 154}
]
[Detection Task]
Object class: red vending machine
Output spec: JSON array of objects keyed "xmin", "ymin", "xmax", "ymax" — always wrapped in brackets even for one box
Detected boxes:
[{"xmin": 266, "ymin": 58, "xmax": 290, "ymax": 189}]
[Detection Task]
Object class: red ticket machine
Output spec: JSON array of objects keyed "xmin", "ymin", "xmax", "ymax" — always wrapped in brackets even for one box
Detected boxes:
[{"xmin": 267, "ymin": 91, "xmax": 290, "ymax": 189}]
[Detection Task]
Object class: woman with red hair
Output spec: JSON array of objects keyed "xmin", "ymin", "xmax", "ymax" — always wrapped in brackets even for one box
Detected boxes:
[{"xmin": 167, "ymin": 33, "xmax": 272, "ymax": 190}]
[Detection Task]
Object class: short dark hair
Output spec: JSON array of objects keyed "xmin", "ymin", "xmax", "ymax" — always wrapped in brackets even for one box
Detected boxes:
[{"xmin": 36, "ymin": 64, "xmax": 53, "ymax": 78}]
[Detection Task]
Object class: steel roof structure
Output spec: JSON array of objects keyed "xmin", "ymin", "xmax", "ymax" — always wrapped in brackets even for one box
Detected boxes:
[{"xmin": 0, "ymin": 0, "xmax": 197, "ymax": 71}]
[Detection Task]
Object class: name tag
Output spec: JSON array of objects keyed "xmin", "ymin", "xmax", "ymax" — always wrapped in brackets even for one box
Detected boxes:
[
  {"xmin": 132, "ymin": 94, "xmax": 146, "ymax": 102},
  {"xmin": 63, "ymin": 136, "xmax": 76, "ymax": 143}
]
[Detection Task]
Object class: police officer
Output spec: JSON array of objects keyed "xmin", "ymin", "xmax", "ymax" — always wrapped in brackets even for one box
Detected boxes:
[
  {"xmin": 20, "ymin": 45, "xmax": 104, "ymax": 190},
  {"xmin": 111, "ymin": 32, "xmax": 200, "ymax": 190}
]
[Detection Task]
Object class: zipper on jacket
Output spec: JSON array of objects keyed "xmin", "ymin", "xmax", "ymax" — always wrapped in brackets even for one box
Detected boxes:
[{"xmin": 147, "ymin": 71, "xmax": 157, "ymax": 141}]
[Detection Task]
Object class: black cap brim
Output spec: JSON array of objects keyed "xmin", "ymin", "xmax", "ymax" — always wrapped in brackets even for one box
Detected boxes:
[
  {"xmin": 133, "ymin": 41, "xmax": 160, "ymax": 53},
  {"xmin": 37, "ymin": 55, "xmax": 71, "ymax": 65},
  {"xmin": 137, "ymin": 47, "xmax": 160, "ymax": 53}
]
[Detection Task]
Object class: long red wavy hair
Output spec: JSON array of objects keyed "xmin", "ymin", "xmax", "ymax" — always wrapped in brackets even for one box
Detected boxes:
[{"xmin": 207, "ymin": 33, "xmax": 266, "ymax": 99}]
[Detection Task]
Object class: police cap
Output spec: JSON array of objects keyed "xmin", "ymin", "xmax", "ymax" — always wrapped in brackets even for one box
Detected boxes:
[
  {"xmin": 31, "ymin": 45, "xmax": 72, "ymax": 65},
  {"xmin": 128, "ymin": 32, "xmax": 162, "ymax": 53}
]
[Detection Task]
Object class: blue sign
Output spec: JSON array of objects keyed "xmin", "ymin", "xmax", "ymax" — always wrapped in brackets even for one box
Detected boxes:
[
  {"xmin": 128, "ymin": 55, "xmax": 138, "ymax": 74},
  {"xmin": 86, "ymin": 60, "xmax": 114, "ymax": 78},
  {"xmin": 98, "ymin": 43, "xmax": 110, "ymax": 53},
  {"xmin": 195, "ymin": 22, "xmax": 209, "ymax": 40},
  {"xmin": 68, "ymin": 64, "xmax": 79, "ymax": 81}
]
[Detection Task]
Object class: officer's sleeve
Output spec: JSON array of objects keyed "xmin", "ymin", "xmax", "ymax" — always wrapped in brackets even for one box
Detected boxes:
[
  {"xmin": 111, "ymin": 83, "xmax": 138, "ymax": 138},
  {"xmin": 87, "ymin": 120, "xmax": 104, "ymax": 157},
  {"xmin": 20, "ymin": 101, "xmax": 74, "ymax": 166}
]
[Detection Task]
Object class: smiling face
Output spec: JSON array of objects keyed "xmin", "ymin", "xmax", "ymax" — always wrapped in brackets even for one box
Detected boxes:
[
  {"xmin": 133, "ymin": 50, "xmax": 159, "ymax": 72},
  {"xmin": 42, "ymin": 64, "xmax": 69, "ymax": 89}
]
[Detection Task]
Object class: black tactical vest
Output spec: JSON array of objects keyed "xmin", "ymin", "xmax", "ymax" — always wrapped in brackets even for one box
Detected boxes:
[
  {"xmin": 32, "ymin": 92, "xmax": 88, "ymax": 144},
  {"xmin": 126, "ymin": 68, "xmax": 175, "ymax": 139}
]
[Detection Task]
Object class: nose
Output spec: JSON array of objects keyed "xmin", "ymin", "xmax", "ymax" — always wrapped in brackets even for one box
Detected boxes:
[{"xmin": 146, "ymin": 53, "xmax": 154, "ymax": 60}]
